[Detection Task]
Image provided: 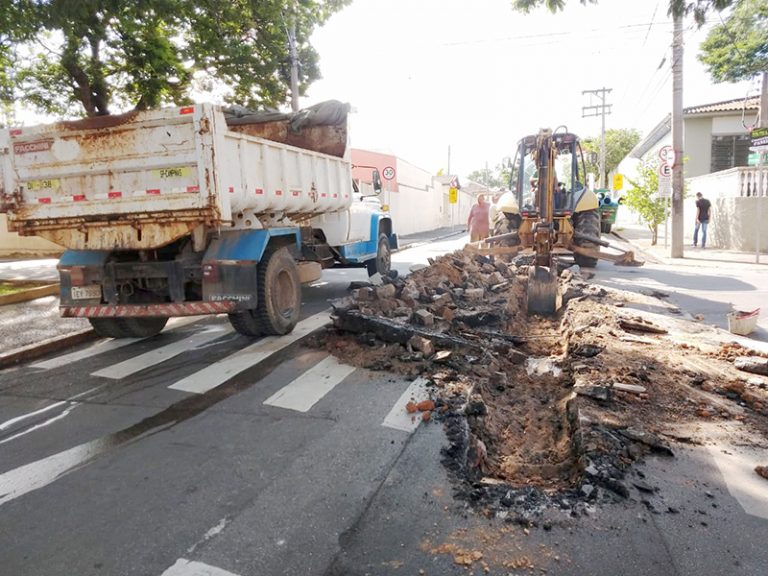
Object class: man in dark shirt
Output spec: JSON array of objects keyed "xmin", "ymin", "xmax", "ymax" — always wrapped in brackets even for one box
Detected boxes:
[{"xmin": 694, "ymin": 192, "xmax": 712, "ymax": 248}]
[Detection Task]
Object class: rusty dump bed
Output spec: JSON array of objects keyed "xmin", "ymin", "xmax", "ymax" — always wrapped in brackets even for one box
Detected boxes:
[{"xmin": 0, "ymin": 101, "xmax": 354, "ymax": 251}]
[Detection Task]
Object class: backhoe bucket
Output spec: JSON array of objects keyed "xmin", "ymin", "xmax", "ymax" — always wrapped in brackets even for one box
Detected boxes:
[{"xmin": 527, "ymin": 265, "xmax": 561, "ymax": 316}]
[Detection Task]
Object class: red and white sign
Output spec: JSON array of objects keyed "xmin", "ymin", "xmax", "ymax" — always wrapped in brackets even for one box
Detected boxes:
[
  {"xmin": 658, "ymin": 163, "xmax": 672, "ymax": 178},
  {"xmin": 658, "ymin": 145, "xmax": 676, "ymax": 168},
  {"xmin": 382, "ymin": 166, "xmax": 396, "ymax": 180}
]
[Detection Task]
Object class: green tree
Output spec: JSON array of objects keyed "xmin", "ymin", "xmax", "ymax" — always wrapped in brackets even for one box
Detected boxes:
[
  {"xmin": 512, "ymin": 0, "xmax": 734, "ymax": 24},
  {"xmin": 1, "ymin": 0, "xmax": 350, "ymax": 117},
  {"xmin": 581, "ymin": 128, "xmax": 642, "ymax": 185},
  {"xmin": 625, "ymin": 160, "xmax": 668, "ymax": 245},
  {"xmin": 698, "ymin": 0, "xmax": 768, "ymax": 83},
  {"xmin": 467, "ymin": 163, "xmax": 513, "ymax": 189}
]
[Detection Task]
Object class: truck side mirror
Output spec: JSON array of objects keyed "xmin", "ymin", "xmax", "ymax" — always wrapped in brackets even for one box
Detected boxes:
[{"xmin": 372, "ymin": 169, "xmax": 382, "ymax": 194}]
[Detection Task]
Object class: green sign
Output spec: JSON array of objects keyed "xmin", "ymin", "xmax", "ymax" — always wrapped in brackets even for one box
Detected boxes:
[
  {"xmin": 749, "ymin": 151, "xmax": 768, "ymax": 166},
  {"xmin": 751, "ymin": 126, "xmax": 768, "ymax": 149}
]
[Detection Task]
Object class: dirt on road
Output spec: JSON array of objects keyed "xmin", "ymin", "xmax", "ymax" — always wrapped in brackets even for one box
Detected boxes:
[{"xmin": 310, "ymin": 249, "xmax": 768, "ymax": 519}]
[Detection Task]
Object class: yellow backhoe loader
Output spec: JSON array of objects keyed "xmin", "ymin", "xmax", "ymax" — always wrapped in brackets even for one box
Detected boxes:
[{"xmin": 466, "ymin": 127, "xmax": 641, "ymax": 315}]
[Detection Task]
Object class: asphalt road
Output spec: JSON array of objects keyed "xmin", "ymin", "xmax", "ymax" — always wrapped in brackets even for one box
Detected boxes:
[{"xmin": 1, "ymin": 235, "xmax": 767, "ymax": 576}]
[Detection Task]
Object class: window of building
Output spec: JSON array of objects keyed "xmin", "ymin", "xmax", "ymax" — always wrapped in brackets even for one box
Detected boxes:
[{"xmin": 710, "ymin": 134, "xmax": 751, "ymax": 173}]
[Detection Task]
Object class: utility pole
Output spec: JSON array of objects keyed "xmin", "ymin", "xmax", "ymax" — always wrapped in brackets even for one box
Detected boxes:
[
  {"xmin": 670, "ymin": 14, "xmax": 684, "ymax": 258},
  {"xmin": 285, "ymin": 1, "xmax": 300, "ymax": 112},
  {"xmin": 582, "ymin": 88, "xmax": 612, "ymax": 189}
]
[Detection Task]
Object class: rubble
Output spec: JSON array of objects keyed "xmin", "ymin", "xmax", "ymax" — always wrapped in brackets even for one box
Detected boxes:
[{"xmin": 312, "ymin": 248, "xmax": 768, "ymax": 521}]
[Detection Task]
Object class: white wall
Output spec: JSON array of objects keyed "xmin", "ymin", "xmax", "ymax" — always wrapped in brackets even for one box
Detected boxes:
[{"xmin": 377, "ymin": 158, "xmax": 443, "ymax": 236}]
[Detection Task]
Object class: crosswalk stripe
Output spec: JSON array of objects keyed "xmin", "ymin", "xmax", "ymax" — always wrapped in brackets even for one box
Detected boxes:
[
  {"xmin": 381, "ymin": 377, "xmax": 430, "ymax": 432},
  {"xmin": 30, "ymin": 316, "xmax": 204, "ymax": 370},
  {"xmin": 160, "ymin": 559, "xmax": 241, "ymax": 576},
  {"xmin": 91, "ymin": 324, "xmax": 233, "ymax": 380},
  {"xmin": 263, "ymin": 355, "xmax": 356, "ymax": 413},
  {"xmin": 168, "ymin": 311, "xmax": 330, "ymax": 395}
]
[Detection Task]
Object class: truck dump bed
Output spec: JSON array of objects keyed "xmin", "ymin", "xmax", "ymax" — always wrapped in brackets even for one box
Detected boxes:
[{"xmin": 0, "ymin": 102, "xmax": 353, "ymax": 251}]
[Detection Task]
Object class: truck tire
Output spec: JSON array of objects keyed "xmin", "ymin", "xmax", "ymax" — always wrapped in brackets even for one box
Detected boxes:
[
  {"xmin": 366, "ymin": 234, "xmax": 391, "ymax": 277},
  {"xmin": 228, "ymin": 311, "xmax": 263, "ymax": 337},
  {"xmin": 89, "ymin": 318, "xmax": 131, "ymax": 339},
  {"xmin": 254, "ymin": 246, "xmax": 301, "ymax": 335},
  {"xmin": 572, "ymin": 209, "xmax": 600, "ymax": 268},
  {"xmin": 600, "ymin": 221, "xmax": 612, "ymax": 234},
  {"xmin": 119, "ymin": 317, "xmax": 169, "ymax": 338}
]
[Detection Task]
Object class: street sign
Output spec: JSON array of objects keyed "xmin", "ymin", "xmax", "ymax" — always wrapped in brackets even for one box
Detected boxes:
[
  {"xmin": 612, "ymin": 173, "xmax": 623, "ymax": 190},
  {"xmin": 659, "ymin": 145, "xmax": 676, "ymax": 168},
  {"xmin": 658, "ymin": 174, "xmax": 671, "ymax": 198},
  {"xmin": 658, "ymin": 163, "xmax": 672, "ymax": 178},
  {"xmin": 382, "ymin": 166, "xmax": 396, "ymax": 180},
  {"xmin": 448, "ymin": 187, "xmax": 458, "ymax": 204},
  {"xmin": 751, "ymin": 127, "xmax": 768, "ymax": 149}
]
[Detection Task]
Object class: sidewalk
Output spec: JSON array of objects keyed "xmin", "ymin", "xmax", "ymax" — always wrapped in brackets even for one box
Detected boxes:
[{"xmin": 613, "ymin": 222, "xmax": 768, "ymax": 269}]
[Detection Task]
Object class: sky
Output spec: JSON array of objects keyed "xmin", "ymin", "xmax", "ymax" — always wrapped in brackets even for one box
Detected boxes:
[{"xmin": 305, "ymin": 0, "xmax": 756, "ymax": 179}]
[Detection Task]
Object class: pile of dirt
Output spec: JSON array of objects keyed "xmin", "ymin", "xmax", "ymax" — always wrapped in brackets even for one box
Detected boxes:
[{"xmin": 311, "ymin": 249, "xmax": 768, "ymax": 520}]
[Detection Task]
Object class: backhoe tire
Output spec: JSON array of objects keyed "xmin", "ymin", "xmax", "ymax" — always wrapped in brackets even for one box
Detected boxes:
[
  {"xmin": 254, "ymin": 246, "xmax": 301, "ymax": 335},
  {"xmin": 89, "ymin": 318, "xmax": 131, "ymax": 339},
  {"xmin": 600, "ymin": 221, "xmax": 612, "ymax": 234},
  {"xmin": 573, "ymin": 209, "xmax": 601, "ymax": 268},
  {"xmin": 366, "ymin": 234, "xmax": 392, "ymax": 277},
  {"xmin": 119, "ymin": 317, "xmax": 168, "ymax": 338}
]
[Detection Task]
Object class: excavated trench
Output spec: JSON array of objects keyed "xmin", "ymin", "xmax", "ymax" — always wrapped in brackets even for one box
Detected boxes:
[{"xmin": 322, "ymin": 250, "xmax": 590, "ymax": 499}]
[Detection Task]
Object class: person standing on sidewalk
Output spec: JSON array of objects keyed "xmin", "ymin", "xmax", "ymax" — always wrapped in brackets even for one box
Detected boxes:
[
  {"xmin": 693, "ymin": 192, "xmax": 712, "ymax": 248},
  {"xmin": 467, "ymin": 194, "xmax": 490, "ymax": 242}
]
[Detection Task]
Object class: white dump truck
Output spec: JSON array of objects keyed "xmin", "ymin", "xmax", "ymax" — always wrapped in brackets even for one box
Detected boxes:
[{"xmin": 0, "ymin": 101, "xmax": 396, "ymax": 338}]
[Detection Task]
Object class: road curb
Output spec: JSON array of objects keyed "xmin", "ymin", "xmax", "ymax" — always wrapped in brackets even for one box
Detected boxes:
[
  {"xmin": 0, "ymin": 283, "xmax": 60, "ymax": 306},
  {"xmin": 0, "ymin": 328, "xmax": 98, "ymax": 370},
  {"xmin": 397, "ymin": 229, "xmax": 466, "ymax": 252}
]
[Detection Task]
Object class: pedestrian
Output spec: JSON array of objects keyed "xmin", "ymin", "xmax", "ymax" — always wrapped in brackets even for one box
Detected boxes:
[
  {"xmin": 467, "ymin": 194, "xmax": 490, "ymax": 242},
  {"xmin": 693, "ymin": 192, "xmax": 711, "ymax": 248}
]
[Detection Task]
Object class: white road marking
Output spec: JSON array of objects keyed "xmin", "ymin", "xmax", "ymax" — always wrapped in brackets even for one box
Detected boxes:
[
  {"xmin": 381, "ymin": 377, "xmax": 430, "ymax": 432},
  {"xmin": 0, "ymin": 437, "xmax": 108, "ymax": 507},
  {"xmin": 168, "ymin": 311, "xmax": 330, "ymax": 395},
  {"xmin": 264, "ymin": 356, "xmax": 355, "ymax": 413},
  {"xmin": 708, "ymin": 444, "xmax": 768, "ymax": 520},
  {"xmin": 0, "ymin": 401, "xmax": 68, "ymax": 431},
  {"xmin": 92, "ymin": 325, "xmax": 232, "ymax": 380},
  {"xmin": 31, "ymin": 316, "xmax": 203, "ymax": 370},
  {"xmin": 31, "ymin": 338, "xmax": 143, "ymax": 370},
  {"xmin": 161, "ymin": 559, "xmax": 241, "ymax": 576},
  {"xmin": 0, "ymin": 403, "xmax": 79, "ymax": 445},
  {"xmin": 186, "ymin": 517, "xmax": 230, "ymax": 554}
]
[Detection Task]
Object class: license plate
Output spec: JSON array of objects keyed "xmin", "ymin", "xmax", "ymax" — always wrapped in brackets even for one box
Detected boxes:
[{"xmin": 71, "ymin": 285, "xmax": 101, "ymax": 300}]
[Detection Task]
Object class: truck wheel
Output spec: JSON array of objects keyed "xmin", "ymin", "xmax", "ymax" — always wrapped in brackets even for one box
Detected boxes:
[
  {"xmin": 255, "ymin": 246, "xmax": 301, "ymax": 335},
  {"xmin": 366, "ymin": 234, "xmax": 391, "ymax": 277},
  {"xmin": 228, "ymin": 311, "xmax": 262, "ymax": 337},
  {"xmin": 119, "ymin": 317, "xmax": 169, "ymax": 338},
  {"xmin": 89, "ymin": 318, "xmax": 131, "ymax": 338},
  {"xmin": 573, "ymin": 209, "xmax": 600, "ymax": 268}
]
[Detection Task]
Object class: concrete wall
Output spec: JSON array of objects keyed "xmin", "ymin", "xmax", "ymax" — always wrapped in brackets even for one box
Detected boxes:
[
  {"xmin": 684, "ymin": 117, "xmax": 712, "ymax": 178},
  {"xmin": 382, "ymin": 158, "xmax": 443, "ymax": 236},
  {"xmin": 0, "ymin": 214, "xmax": 63, "ymax": 257},
  {"xmin": 699, "ymin": 196, "xmax": 768, "ymax": 252}
]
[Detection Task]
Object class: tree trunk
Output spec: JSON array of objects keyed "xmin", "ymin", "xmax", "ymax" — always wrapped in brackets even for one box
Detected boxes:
[{"xmin": 651, "ymin": 225, "xmax": 658, "ymax": 246}]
